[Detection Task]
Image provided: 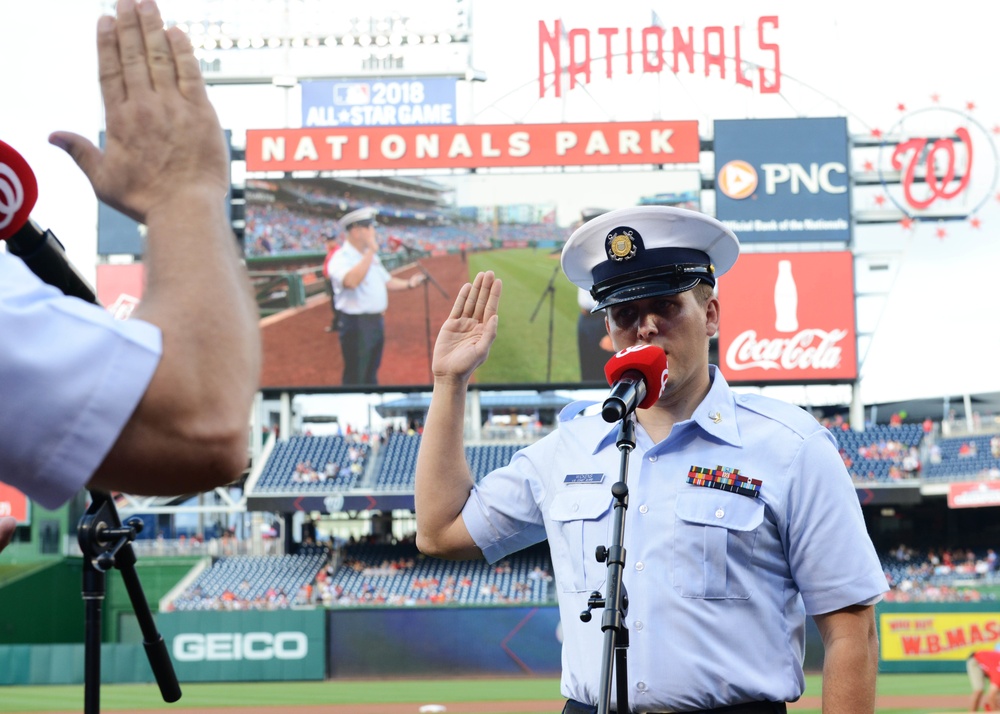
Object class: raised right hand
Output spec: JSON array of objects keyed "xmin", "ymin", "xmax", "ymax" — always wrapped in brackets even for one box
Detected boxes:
[
  {"xmin": 49, "ymin": 0, "xmax": 228, "ymax": 225},
  {"xmin": 432, "ymin": 271, "xmax": 502, "ymax": 383}
]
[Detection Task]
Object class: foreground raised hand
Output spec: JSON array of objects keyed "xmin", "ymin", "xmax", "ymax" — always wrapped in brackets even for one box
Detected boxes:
[{"xmin": 49, "ymin": 0, "xmax": 228, "ymax": 225}]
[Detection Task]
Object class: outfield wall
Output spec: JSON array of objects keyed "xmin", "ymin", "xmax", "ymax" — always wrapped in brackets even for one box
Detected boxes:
[{"xmin": 3, "ymin": 600, "xmax": 989, "ymax": 684}]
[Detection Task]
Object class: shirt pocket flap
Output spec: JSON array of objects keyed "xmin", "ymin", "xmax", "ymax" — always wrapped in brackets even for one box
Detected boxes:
[
  {"xmin": 675, "ymin": 491, "xmax": 764, "ymax": 531},
  {"xmin": 550, "ymin": 490, "xmax": 614, "ymax": 522}
]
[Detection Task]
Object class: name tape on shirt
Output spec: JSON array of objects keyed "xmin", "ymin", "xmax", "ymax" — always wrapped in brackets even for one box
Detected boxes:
[
  {"xmin": 687, "ymin": 465, "xmax": 762, "ymax": 499},
  {"xmin": 564, "ymin": 473, "xmax": 605, "ymax": 485}
]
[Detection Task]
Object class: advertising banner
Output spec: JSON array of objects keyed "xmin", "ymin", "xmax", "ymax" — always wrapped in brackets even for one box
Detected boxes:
[
  {"xmin": 0, "ymin": 483, "xmax": 29, "ymax": 524},
  {"xmin": 948, "ymin": 481, "xmax": 1000, "ymax": 509},
  {"xmin": 327, "ymin": 606, "xmax": 561, "ymax": 677},
  {"xmin": 246, "ymin": 120, "xmax": 699, "ymax": 172},
  {"xmin": 880, "ymin": 611, "xmax": 1000, "ymax": 661},
  {"xmin": 714, "ymin": 117, "xmax": 851, "ymax": 242},
  {"xmin": 717, "ymin": 251, "xmax": 857, "ymax": 384},
  {"xmin": 96, "ymin": 263, "xmax": 146, "ymax": 321},
  {"xmin": 301, "ymin": 77, "xmax": 457, "ymax": 127},
  {"xmin": 157, "ymin": 610, "xmax": 326, "ymax": 682}
]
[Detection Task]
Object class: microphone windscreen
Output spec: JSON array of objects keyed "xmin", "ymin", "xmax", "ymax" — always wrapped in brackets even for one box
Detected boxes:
[
  {"xmin": 603, "ymin": 345, "xmax": 668, "ymax": 409},
  {"xmin": 0, "ymin": 139, "xmax": 39, "ymax": 241}
]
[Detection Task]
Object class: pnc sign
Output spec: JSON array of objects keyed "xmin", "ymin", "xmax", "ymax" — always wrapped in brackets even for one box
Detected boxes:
[
  {"xmin": 717, "ymin": 251, "xmax": 857, "ymax": 384},
  {"xmin": 713, "ymin": 117, "xmax": 852, "ymax": 243}
]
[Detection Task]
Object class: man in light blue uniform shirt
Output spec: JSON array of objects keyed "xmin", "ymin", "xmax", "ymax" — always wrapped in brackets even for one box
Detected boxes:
[
  {"xmin": 414, "ymin": 206, "xmax": 887, "ymax": 713},
  {"xmin": 0, "ymin": 0, "xmax": 260, "ymax": 552}
]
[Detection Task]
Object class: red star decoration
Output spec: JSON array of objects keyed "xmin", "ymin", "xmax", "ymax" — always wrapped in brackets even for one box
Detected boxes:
[
  {"xmin": 871, "ymin": 128, "xmax": 883, "ymax": 139},
  {"xmin": 970, "ymin": 216, "xmax": 982, "ymax": 229},
  {"xmin": 900, "ymin": 217, "xmax": 914, "ymax": 230},
  {"xmin": 996, "ymin": 192, "xmax": 1000, "ymax": 202},
  {"xmin": 874, "ymin": 195, "xmax": 886, "ymax": 206},
  {"xmin": 936, "ymin": 226, "xmax": 948, "ymax": 239},
  {"xmin": 994, "ymin": 126, "xmax": 1000, "ymax": 135},
  {"xmin": 863, "ymin": 160, "xmax": 874, "ymax": 171},
  {"xmin": 930, "ymin": 93, "xmax": 940, "ymax": 103},
  {"xmin": 966, "ymin": 101, "xmax": 976, "ymax": 111},
  {"xmin": 897, "ymin": 102, "xmax": 906, "ymax": 112}
]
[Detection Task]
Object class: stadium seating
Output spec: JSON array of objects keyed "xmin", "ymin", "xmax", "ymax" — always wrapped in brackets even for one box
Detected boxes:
[
  {"xmin": 170, "ymin": 549, "xmax": 329, "ymax": 611},
  {"xmin": 371, "ymin": 433, "xmax": 525, "ymax": 490},
  {"xmin": 923, "ymin": 433, "xmax": 1000, "ymax": 481},
  {"xmin": 253, "ymin": 435, "xmax": 369, "ymax": 492},
  {"xmin": 829, "ymin": 424, "xmax": 924, "ymax": 482},
  {"xmin": 323, "ymin": 541, "xmax": 554, "ymax": 606}
]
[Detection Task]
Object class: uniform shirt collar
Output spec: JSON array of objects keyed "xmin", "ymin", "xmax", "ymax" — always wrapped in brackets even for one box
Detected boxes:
[
  {"xmin": 591, "ymin": 364, "xmax": 741, "ymax": 453},
  {"xmin": 690, "ymin": 365, "xmax": 742, "ymax": 447}
]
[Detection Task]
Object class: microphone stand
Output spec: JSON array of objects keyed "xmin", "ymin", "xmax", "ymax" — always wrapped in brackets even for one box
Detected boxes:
[
  {"xmin": 412, "ymin": 262, "xmax": 448, "ymax": 383},
  {"xmin": 580, "ymin": 414, "xmax": 635, "ymax": 714},
  {"xmin": 529, "ymin": 265, "xmax": 559, "ymax": 382},
  {"xmin": 78, "ymin": 491, "xmax": 182, "ymax": 714},
  {"xmin": 9, "ymin": 232, "xmax": 182, "ymax": 712}
]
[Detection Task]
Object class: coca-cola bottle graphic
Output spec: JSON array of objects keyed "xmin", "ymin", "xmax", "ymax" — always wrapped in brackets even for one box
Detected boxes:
[{"xmin": 774, "ymin": 260, "xmax": 798, "ymax": 333}]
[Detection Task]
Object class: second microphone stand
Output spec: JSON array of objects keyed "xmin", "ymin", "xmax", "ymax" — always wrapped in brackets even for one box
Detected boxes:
[
  {"xmin": 529, "ymin": 265, "xmax": 560, "ymax": 382},
  {"xmin": 78, "ymin": 492, "xmax": 181, "ymax": 713},
  {"xmin": 580, "ymin": 415, "xmax": 635, "ymax": 714}
]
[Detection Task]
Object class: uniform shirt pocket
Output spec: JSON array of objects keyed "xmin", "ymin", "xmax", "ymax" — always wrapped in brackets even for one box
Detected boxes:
[
  {"xmin": 549, "ymin": 490, "xmax": 614, "ymax": 593},
  {"xmin": 672, "ymin": 490, "xmax": 764, "ymax": 599}
]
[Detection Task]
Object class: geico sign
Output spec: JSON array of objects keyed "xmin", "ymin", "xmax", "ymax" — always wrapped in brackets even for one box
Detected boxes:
[
  {"xmin": 760, "ymin": 162, "xmax": 846, "ymax": 195},
  {"xmin": 172, "ymin": 632, "xmax": 308, "ymax": 662}
]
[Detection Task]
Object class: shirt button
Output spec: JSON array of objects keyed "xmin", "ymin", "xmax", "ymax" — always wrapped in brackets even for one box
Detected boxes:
[
  {"xmin": 648, "ymin": 454, "xmax": 657, "ymax": 462},
  {"xmin": 636, "ymin": 682, "xmax": 647, "ymax": 692},
  {"xmin": 634, "ymin": 620, "xmax": 644, "ymax": 631},
  {"xmin": 635, "ymin": 561, "xmax": 645, "ymax": 571},
  {"xmin": 572, "ymin": 503, "xmax": 580, "ymax": 513},
  {"xmin": 638, "ymin": 504, "xmax": 649, "ymax": 514},
  {"xmin": 715, "ymin": 508, "xmax": 725, "ymax": 518}
]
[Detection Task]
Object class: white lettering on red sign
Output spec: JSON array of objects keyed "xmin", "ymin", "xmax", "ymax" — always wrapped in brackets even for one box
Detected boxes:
[{"xmin": 724, "ymin": 328, "xmax": 847, "ymax": 371}]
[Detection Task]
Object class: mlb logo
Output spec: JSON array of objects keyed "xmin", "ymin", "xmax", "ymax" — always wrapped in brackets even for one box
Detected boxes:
[{"xmin": 333, "ymin": 83, "xmax": 370, "ymax": 105}]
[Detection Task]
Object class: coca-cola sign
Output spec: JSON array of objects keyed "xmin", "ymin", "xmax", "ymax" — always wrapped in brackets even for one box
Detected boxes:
[{"xmin": 718, "ymin": 252, "xmax": 857, "ymax": 383}]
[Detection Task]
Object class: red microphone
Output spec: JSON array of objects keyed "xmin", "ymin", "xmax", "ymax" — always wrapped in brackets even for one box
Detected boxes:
[
  {"xmin": 0, "ymin": 139, "xmax": 97, "ymax": 303},
  {"xmin": 602, "ymin": 345, "xmax": 668, "ymax": 422}
]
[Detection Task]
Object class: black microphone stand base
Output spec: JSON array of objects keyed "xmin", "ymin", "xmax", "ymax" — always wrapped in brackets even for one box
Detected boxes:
[{"xmin": 78, "ymin": 491, "xmax": 181, "ymax": 714}]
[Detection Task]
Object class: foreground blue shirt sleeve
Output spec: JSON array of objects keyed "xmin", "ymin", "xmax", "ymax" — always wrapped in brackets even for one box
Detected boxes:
[{"xmin": 0, "ymin": 252, "xmax": 162, "ymax": 509}]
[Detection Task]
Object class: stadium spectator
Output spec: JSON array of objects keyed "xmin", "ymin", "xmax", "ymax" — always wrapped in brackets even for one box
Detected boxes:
[
  {"xmin": 968, "ymin": 648, "xmax": 1000, "ymax": 711},
  {"xmin": 327, "ymin": 206, "xmax": 427, "ymax": 385},
  {"xmin": 414, "ymin": 206, "xmax": 887, "ymax": 713},
  {"xmin": 0, "ymin": 0, "xmax": 259, "ymax": 548}
]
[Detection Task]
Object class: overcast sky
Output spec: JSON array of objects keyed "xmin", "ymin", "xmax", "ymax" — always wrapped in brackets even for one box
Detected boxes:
[{"xmin": 2, "ymin": 0, "xmax": 997, "ymax": 419}]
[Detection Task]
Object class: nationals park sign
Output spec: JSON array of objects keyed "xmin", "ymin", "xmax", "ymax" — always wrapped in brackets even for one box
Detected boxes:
[{"xmin": 245, "ymin": 121, "xmax": 699, "ymax": 172}]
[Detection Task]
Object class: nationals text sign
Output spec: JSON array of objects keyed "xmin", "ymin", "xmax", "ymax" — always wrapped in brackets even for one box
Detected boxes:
[
  {"xmin": 245, "ymin": 121, "xmax": 699, "ymax": 172},
  {"xmin": 717, "ymin": 251, "xmax": 857, "ymax": 383}
]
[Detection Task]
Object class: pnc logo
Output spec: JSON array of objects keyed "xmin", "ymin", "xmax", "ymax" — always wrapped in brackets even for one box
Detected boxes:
[{"xmin": 717, "ymin": 160, "xmax": 758, "ymax": 200}]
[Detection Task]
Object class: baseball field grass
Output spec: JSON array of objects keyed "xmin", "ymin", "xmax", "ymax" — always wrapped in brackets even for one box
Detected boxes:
[
  {"xmin": 0, "ymin": 673, "xmax": 978, "ymax": 713},
  {"xmin": 468, "ymin": 248, "xmax": 583, "ymax": 385}
]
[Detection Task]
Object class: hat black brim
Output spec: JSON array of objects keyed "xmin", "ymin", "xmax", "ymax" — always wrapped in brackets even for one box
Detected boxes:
[{"xmin": 591, "ymin": 277, "xmax": 702, "ymax": 312}]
